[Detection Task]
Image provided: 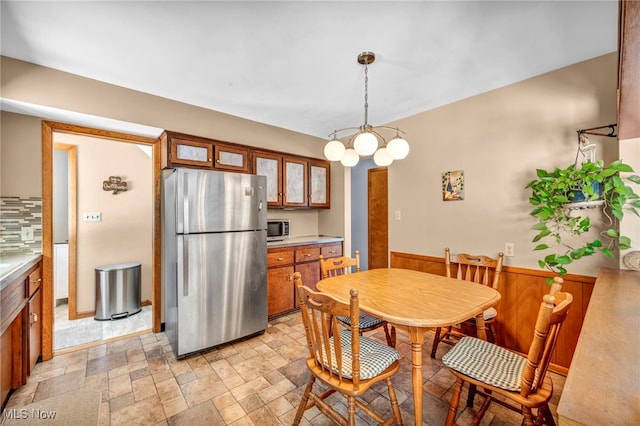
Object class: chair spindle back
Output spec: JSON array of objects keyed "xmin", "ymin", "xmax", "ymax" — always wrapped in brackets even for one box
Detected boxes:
[
  {"xmin": 445, "ymin": 247, "xmax": 504, "ymax": 289},
  {"xmin": 520, "ymin": 277, "xmax": 573, "ymax": 397},
  {"xmin": 294, "ymin": 272, "xmax": 362, "ymax": 389},
  {"xmin": 319, "ymin": 250, "xmax": 360, "ymax": 279}
]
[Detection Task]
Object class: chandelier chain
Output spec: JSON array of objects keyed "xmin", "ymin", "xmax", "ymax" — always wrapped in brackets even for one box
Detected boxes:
[{"xmin": 363, "ymin": 64, "xmax": 369, "ymax": 126}]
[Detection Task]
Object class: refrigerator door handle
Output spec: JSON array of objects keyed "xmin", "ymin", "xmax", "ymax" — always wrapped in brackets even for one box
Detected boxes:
[
  {"xmin": 182, "ymin": 174, "xmax": 190, "ymax": 232},
  {"xmin": 259, "ymin": 200, "xmax": 263, "ymax": 211},
  {"xmin": 177, "ymin": 239, "xmax": 189, "ymax": 297}
]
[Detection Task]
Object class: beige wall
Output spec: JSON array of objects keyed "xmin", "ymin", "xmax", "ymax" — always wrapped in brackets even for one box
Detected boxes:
[
  {"xmin": 0, "ymin": 111, "xmax": 43, "ymax": 196},
  {"xmin": 53, "ymin": 133, "xmax": 153, "ymax": 311},
  {"xmin": 384, "ymin": 53, "xmax": 621, "ymax": 277},
  {"xmin": 0, "ymin": 56, "xmax": 340, "ymax": 238}
]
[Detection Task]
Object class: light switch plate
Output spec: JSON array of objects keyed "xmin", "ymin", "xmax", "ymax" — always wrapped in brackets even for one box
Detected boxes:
[
  {"xmin": 504, "ymin": 243, "xmax": 515, "ymax": 257},
  {"xmin": 21, "ymin": 226, "xmax": 34, "ymax": 241}
]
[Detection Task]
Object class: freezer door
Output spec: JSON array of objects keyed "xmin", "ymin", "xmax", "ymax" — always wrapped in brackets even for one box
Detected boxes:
[
  {"xmin": 176, "ymin": 231, "xmax": 267, "ymax": 356},
  {"xmin": 175, "ymin": 168, "xmax": 266, "ymax": 234}
]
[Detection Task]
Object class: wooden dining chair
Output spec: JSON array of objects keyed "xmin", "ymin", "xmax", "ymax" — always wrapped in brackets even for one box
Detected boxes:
[
  {"xmin": 292, "ymin": 272, "xmax": 403, "ymax": 426},
  {"xmin": 442, "ymin": 277, "xmax": 572, "ymax": 426},
  {"xmin": 319, "ymin": 251, "xmax": 396, "ymax": 347},
  {"xmin": 430, "ymin": 247, "xmax": 504, "ymax": 358}
]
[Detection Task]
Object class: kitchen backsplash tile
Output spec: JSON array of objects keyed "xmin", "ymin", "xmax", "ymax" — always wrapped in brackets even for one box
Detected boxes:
[{"xmin": 0, "ymin": 196, "xmax": 43, "ymax": 255}]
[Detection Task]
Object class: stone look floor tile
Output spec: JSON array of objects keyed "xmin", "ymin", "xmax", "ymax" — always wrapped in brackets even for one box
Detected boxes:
[{"xmin": 4, "ymin": 314, "xmax": 567, "ymax": 425}]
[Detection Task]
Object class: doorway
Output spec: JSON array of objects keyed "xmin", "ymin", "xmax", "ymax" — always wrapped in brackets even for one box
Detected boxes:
[
  {"xmin": 351, "ymin": 159, "xmax": 389, "ymax": 270},
  {"xmin": 41, "ymin": 121, "xmax": 161, "ymax": 360}
]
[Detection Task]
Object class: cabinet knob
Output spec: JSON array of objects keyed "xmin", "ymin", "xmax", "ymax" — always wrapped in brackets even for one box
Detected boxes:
[
  {"xmin": 328, "ymin": 250, "xmax": 335, "ymax": 254},
  {"xmin": 216, "ymin": 159, "xmax": 220, "ymax": 163},
  {"xmin": 276, "ymin": 257, "xmax": 284, "ymax": 261},
  {"xmin": 305, "ymin": 253, "xmax": 311, "ymax": 257},
  {"xmin": 31, "ymin": 278, "xmax": 42, "ymax": 283},
  {"xmin": 31, "ymin": 313, "xmax": 38, "ymax": 324}
]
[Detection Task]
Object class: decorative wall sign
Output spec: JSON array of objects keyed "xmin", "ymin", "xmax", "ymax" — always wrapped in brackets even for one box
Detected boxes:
[
  {"xmin": 442, "ymin": 170, "xmax": 464, "ymax": 201},
  {"xmin": 103, "ymin": 176, "xmax": 128, "ymax": 194}
]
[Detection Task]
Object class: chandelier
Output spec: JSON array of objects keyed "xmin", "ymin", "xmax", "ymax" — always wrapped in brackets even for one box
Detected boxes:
[{"xmin": 324, "ymin": 51, "xmax": 409, "ymax": 167}]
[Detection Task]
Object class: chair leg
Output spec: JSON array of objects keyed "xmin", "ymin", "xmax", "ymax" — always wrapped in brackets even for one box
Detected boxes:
[
  {"xmin": 347, "ymin": 396, "xmax": 356, "ymax": 425},
  {"xmin": 386, "ymin": 377, "xmax": 403, "ymax": 425},
  {"xmin": 382, "ymin": 324, "xmax": 393, "ymax": 347},
  {"xmin": 487, "ymin": 322, "xmax": 497, "ymax": 344},
  {"xmin": 293, "ymin": 377, "xmax": 315, "ymax": 425},
  {"xmin": 445, "ymin": 377, "xmax": 464, "ymax": 426},
  {"xmin": 466, "ymin": 384, "xmax": 477, "ymax": 408},
  {"xmin": 522, "ymin": 406, "xmax": 535, "ymax": 426},
  {"xmin": 539, "ymin": 404, "xmax": 556, "ymax": 426},
  {"xmin": 431, "ymin": 327, "xmax": 442, "ymax": 358}
]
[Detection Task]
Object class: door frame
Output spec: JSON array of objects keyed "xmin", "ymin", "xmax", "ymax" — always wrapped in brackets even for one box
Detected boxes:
[
  {"xmin": 53, "ymin": 143, "xmax": 79, "ymax": 319},
  {"xmin": 41, "ymin": 121, "xmax": 161, "ymax": 360}
]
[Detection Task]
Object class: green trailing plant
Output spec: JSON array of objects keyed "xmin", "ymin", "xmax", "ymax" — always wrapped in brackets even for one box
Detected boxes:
[{"xmin": 526, "ymin": 159, "xmax": 640, "ymax": 284}]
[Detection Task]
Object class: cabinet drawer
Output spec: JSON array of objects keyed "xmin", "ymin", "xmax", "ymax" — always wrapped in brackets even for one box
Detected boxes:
[
  {"xmin": 267, "ymin": 250, "xmax": 294, "ymax": 267},
  {"xmin": 28, "ymin": 268, "xmax": 42, "ymax": 298},
  {"xmin": 321, "ymin": 244, "xmax": 342, "ymax": 259},
  {"xmin": 295, "ymin": 247, "xmax": 320, "ymax": 263}
]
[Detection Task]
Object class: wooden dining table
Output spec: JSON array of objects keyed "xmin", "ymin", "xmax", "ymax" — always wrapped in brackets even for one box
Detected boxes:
[{"xmin": 316, "ymin": 267, "xmax": 501, "ymax": 425}]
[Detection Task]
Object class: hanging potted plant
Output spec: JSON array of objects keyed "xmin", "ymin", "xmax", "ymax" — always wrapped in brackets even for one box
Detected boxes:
[{"xmin": 526, "ymin": 146, "xmax": 640, "ymax": 284}]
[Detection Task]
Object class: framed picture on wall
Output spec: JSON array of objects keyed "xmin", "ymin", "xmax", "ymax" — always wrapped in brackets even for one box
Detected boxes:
[{"xmin": 442, "ymin": 170, "xmax": 464, "ymax": 201}]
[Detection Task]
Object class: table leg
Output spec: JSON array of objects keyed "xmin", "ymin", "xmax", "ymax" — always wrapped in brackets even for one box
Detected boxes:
[
  {"xmin": 408, "ymin": 327, "xmax": 427, "ymax": 425},
  {"xmin": 475, "ymin": 313, "xmax": 487, "ymax": 341}
]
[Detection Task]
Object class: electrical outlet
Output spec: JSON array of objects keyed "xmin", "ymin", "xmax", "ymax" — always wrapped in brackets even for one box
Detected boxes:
[
  {"xmin": 83, "ymin": 212, "xmax": 102, "ymax": 222},
  {"xmin": 21, "ymin": 226, "xmax": 34, "ymax": 241},
  {"xmin": 504, "ymin": 243, "xmax": 515, "ymax": 257}
]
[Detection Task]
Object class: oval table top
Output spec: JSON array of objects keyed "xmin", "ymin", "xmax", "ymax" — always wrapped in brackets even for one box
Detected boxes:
[{"xmin": 316, "ymin": 267, "xmax": 501, "ymax": 328}]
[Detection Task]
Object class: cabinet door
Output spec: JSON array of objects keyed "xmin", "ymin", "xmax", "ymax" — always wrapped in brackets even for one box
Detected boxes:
[
  {"xmin": 28, "ymin": 288, "xmax": 41, "ymax": 374},
  {"xmin": 214, "ymin": 143, "xmax": 251, "ymax": 173},
  {"xmin": 254, "ymin": 151, "xmax": 283, "ymax": 207},
  {"xmin": 170, "ymin": 137, "xmax": 213, "ymax": 168},
  {"xmin": 283, "ymin": 156, "xmax": 308, "ymax": 207},
  {"xmin": 295, "ymin": 262, "xmax": 321, "ymax": 300},
  {"xmin": 321, "ymin": 243, "xmax": 343, "ymax": 259},
  {"xmin": 308, "ymin": 160, "xmax": 330, "ymax": 208},
  {"xmin": 267, "ymin": 266, "xmax": 295, "ymax": 318}
]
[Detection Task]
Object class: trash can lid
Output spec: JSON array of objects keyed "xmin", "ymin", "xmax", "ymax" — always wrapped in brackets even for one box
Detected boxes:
[{"xmin": 95, "ymin": 262, "xmax": 141, "ymax": 271}]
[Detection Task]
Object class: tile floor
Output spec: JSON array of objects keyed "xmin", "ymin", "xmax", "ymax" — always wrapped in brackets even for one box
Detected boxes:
[
  {"xmin": 4, "ymin": 313, "xmax": 565, "ymax": 425},
  {"xmin": 54, "ymin": 303, "xmax": 153, "ymax": 351}
]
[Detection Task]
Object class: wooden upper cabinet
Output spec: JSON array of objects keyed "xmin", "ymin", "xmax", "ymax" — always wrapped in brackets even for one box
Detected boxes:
[
  {"xmin": 254, "ymin": 150, "xmax": 283, "ymax": 207},
  {"xmin": 162, "ymin": 131, "xmax": 331, "ymax": 209},
  {"xmin": 214, "ymin": 143, "xmax": 250, "ymax": 173},
  {"xmin": 308, "ymin": 159, "xmax": 330, "ymax": 208},
  {"xmin": 283, "ymin": 156, "xmax": 308, "ymax": 208},
  {"xmin": 169, "ymin": 137, "xmax": 213, "ymax": 168}
]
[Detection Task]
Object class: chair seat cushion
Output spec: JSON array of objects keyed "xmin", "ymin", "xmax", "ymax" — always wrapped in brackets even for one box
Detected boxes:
[
  {"xmin": 442, "ymin": 336, "xmax": 526, "ymax": 391},
  {"xmin": 483, "ymin": 306, "xmax": 497, "ymax": 321},
  {"xmin": 337, "ymin": 313, "xmax": 385, "ymax": 329},
  {"xmin": 324, "ymin": 331, "xmax": 399, "ymax": 380}
]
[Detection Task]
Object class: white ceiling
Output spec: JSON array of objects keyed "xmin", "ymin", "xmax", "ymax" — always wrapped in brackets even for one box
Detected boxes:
[{"xmin": 0, "ymin": 1, "xmax": 618, "ymax": 139}]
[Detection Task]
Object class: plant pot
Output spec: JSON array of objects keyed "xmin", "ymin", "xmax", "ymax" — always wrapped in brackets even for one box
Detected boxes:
[{"xmin": 567, "ymin": 182, "xmax": 602, "ymax": 203}]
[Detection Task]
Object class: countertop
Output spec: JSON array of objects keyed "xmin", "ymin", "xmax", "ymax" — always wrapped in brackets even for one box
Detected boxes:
[
  {"xmin": 267, "ymin": 235, "xmax": 344, "ymax": 249},
  {"xmin": 0, "ymin": 253, "xmax": 42, "ymax": 291},
  {"xmin": 557, "ymin": 268, "xmax": 640, "ymax": 425}
]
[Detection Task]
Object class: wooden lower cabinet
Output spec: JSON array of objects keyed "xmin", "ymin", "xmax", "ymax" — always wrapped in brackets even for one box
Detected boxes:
[
  {"xmin": 1, "ymin": 260, "xmax": 42, "ymax": 409},
  {"xmin": 28, "ymin": 287, "xmax": 42, "ymax": 374},
  {"xmin": 267, "ymin": 241, "xmax": 343, "ymax": 318}
]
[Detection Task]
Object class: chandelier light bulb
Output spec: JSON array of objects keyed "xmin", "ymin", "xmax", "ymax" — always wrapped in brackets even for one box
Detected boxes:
[
  {"xmin": 340, "ymin": 148, "xmax": 360, "ymax": 167},
  {"xmin": 324, "ymin": 139, "xmax": 346, "ymax": 161},
  {"xmin": 373, "ymin": 147, "xmax": 393, "ymax": 166},
  {"xmin": 353, "ymin": 132, "xmax": 378, "ymax": 156},
  {"xmin": 386, "ymin": 136, "xmax": 410, "ymax": 160}
]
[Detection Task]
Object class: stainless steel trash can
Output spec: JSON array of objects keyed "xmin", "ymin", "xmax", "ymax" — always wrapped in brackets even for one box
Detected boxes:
[{"xmin": 95, "ymin": 262, "xmax": 141, "ymax": 320}]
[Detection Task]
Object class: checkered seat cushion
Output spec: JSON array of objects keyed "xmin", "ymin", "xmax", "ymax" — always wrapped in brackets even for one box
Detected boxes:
[
  {"xmin": 337, "ymin": 313, "xmax": 385, "ymax": 329},
  {"xmin": 483, "ymin": 307, "xmax": 497, "ymax": 321},
  {"xmin": 442, "ymin": 336, "xmax": 526, "ymax": 391},
  {"xmin": 321, "ymin": 330, "xmax": 400, "ymax": 380}
]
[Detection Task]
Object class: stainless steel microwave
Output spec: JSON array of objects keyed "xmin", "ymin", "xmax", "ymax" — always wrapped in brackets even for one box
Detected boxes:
[{"xmin": 267, "ymin": 219, "xmax": 290, "ymax": 241}]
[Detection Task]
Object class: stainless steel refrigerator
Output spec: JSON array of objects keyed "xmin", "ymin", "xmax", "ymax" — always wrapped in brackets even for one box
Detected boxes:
[{"xmin": 162, "ymin": 168, "xmax": 267, "ymax": 358}]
